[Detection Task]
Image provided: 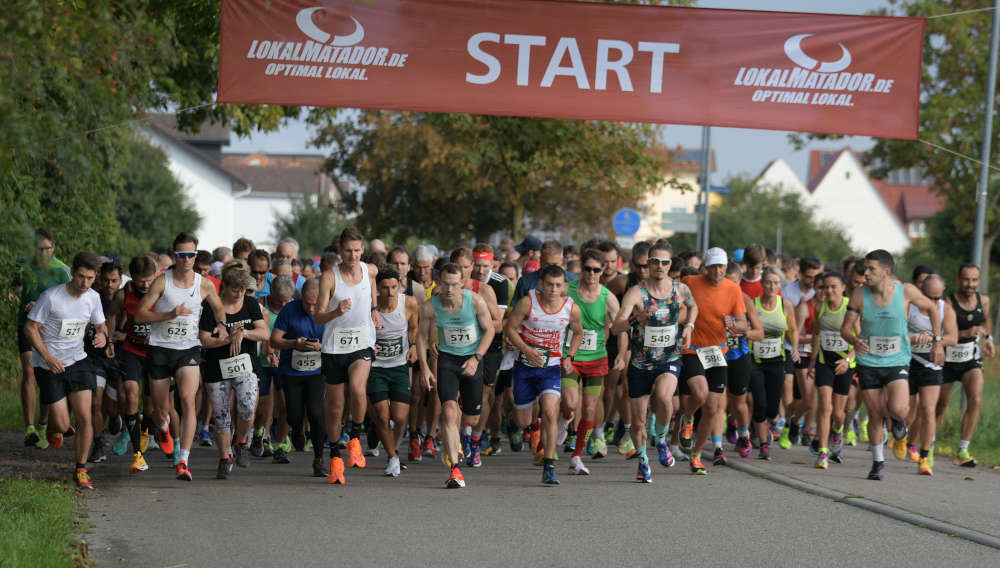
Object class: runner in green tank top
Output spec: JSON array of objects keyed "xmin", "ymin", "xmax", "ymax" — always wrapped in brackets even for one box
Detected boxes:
[
  {"xmin": 559, "ymin": 250, "xmax": 627, "ymax": 475},
  {"xmin": 841, "ymin": 249, "xmax": 942, "ymax": 481}
]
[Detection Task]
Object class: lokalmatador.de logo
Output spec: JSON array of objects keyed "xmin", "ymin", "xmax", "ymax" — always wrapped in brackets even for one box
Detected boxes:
[
  {"xmin": 243, "ymin": 5, "xmax": 408, "ymax": 81},
  {"xmin": 733, "ymin": 33, "xmax": 898, "ymax": 108}
]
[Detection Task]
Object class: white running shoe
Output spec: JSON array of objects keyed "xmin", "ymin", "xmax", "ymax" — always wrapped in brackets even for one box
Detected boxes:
[
  {"xmin": 557, "ymin": 414, "xmax": 573, "ymax": 446},
  {"xmin": 384, "ymin": 456, "xmax": 401, "ymax": 477},
  {"xmin": 569, "ymin": 455, "xmax": 590, "ymax": 475}
]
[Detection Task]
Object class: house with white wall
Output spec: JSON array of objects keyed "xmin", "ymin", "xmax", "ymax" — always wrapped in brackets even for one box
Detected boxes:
[{"xmin": 632, "ymin": 148, "xmax": 722, "ymax": 243}]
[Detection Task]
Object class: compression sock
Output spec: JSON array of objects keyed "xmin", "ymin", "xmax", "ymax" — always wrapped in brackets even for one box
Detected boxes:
[
  {"xmin": 654, "ymin": 423, "xmax": 668, "ymax": 445},
  {"xmin": 712, "ymin": 435, "xmax": 723, "ymax": 450},
  {"xmin": 738, "ymin": 426, "xmax": 750, "ymax": 439},
  {"xmin": 573, "ymin": 420, "xmax": 594, "ymax": 458},
  {"xmin": 636, "ymin": 443, "xmax": 648, "ymax": 463},
  {"xmin": 125, "ymin": 413, "xmax": 141, "ymax": 453},
  {"xmin": 919, "ymin": 448, "xmax": 929, "ymax": 458},
  {"xmin": 872, "ymin": 443, "xmax": 884, "ymax": 462},
  {"xmin": 959, "ymin": 439, "xmax": 970, "ymax": 451},
  {"xmin": 179, "ymin": 449, "xmax": 190, "ymax": 463}
]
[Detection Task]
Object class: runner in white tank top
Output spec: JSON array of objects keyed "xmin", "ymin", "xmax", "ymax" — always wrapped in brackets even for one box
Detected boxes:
[
  {"xmin": 134, "ymin": 233, "xmax": 227, "ymax": 481},
  {"xmin": 314, "ymin": 228, "xmax": 381, "ymax": 483}
]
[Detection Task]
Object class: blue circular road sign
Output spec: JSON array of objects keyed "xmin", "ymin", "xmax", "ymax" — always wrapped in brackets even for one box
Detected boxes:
[{"xmin": 612, "ymin": 208, "xmax": 641, "ymax": 237}]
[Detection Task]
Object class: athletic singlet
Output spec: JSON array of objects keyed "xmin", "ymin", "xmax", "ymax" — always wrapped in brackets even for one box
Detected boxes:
[
  {"xmin": 908, "ymin": 300, "xmax": 944, "ymax": 370},
  {"xmin": 752, "ymin": 296, "xmax": 787, "ymax": 363},
  {"xmin": 816, "ymin": 296, "xmax": 854, "ymax": 366},
  {"xmin": 374, "ymin": 293, "xmax": 408, "ymax": 368},
  {"xmin": 857, "ymin": 283, "xmax": 911, "ymax": 368},
  {"xmin": 567, "ymin": 280, "xmax": 609, "ymax": 362},
  {"xmin": 949, "ymin": 293, "xmax": 983, "ymax": 360},
  {"xmin": 518, "ymin": 289, "xmax": 573, "ymax": 367},
  {"xmin": 122, "ymin": 281, "xmax": 150, "ymax": 357},
  {"xmin": 433, "ymin": 289, "xmax": 481, "ymax": 357},
  {"xmin": 148, "ymin": 270, "xmax": 203, "ymax": 350},
  {"xmin": 629, "ymin": 281, "xmax": 682, "ymax": 369},
  {"xmin": 322, "ymin": 263, "xmax": 376, "ymax": 354},
  {"xmin": 785, "ymin": 298, "xmax": 815, "ymax": 354}
]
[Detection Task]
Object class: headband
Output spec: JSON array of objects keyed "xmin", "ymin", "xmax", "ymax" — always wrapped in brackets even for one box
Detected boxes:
[{"xmin": 473, "ymin": 251, "xmax": 494, "ymax": 261}]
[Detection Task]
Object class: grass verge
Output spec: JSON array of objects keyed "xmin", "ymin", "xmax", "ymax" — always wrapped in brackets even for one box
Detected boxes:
[{"xmin": 0, "ymin": 476, "xmax": 89, "ymax": 567}]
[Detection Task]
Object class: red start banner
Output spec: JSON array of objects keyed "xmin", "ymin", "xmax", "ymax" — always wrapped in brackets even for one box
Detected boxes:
[{"xmin": 218, "ymin": 0, "xmax": 926, "ymax": 139}]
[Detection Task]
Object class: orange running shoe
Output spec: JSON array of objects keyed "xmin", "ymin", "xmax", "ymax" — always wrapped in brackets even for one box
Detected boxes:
[
  {"xmin": 47, "ymin": 432, "xmax": 63, "ymax": 449},
  {"xmin": 422, "ymin": 436, "xmax": 437, "ymax": 458},
  {"xmin": 327, "ymin": 456, "xmax": 346, "ymax": 484},
  {"xmin": 346, "ymin": 438, "xmax": 366, "ymax": 468},
  {"xmin": 446, "ymin": 465, "xmax": 465, "ymax": 488},
  {"xmin": 689, "ymin": 455, "xmax": 707, "ymax": 475},
  {"xmin": 74, "ymin": 468, "xmax": 93, "ymax": 489},
  {"xmin": 408, "ymin": 437, "xmax": 422, "ymax": 462},
  {"xmin": 175, "ymin": 460, "xmax": 192, "ymax": 481},
  {"xmin": 156, "ymin": 419, "xmax": 174, "ymax": 457}
]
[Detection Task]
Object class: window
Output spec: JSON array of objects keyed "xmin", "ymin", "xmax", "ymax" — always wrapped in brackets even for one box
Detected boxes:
[{"xmin": 909, "ymin": 219, "xmax": 927, "ymax": 238}]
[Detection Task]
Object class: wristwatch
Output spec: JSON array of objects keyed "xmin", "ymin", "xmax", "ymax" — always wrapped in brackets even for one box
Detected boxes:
[
  {"xmin": 934, "ymin": 335, "xmax": 943, "ymax": 342},
  {"xmin": 473, "ymin": 353, "xmax": 483, "ymax": 363}
]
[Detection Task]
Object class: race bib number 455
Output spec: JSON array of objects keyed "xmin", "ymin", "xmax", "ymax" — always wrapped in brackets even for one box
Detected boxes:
[{"xmin": 291, "ymin": 350, "xmax": 321, "ymax": 372}]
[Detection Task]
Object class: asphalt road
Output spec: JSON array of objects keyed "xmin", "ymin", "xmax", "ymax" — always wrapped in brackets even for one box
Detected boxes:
[{"xmin": 82, "ymin": 435, "xmax": 999, "ymax": 567}]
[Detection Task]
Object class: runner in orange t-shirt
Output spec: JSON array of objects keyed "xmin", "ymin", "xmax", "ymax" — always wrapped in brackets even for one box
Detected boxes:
[{"xmin": 679, "ymin": 247, "xmax": 747, "ymax": 475}]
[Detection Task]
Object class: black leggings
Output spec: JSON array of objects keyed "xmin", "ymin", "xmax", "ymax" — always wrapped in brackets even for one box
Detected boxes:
[
  {"xmin": 750, "ymin": 361, "xmax": 785, "ymax": 424},
  {"xmin": 284, "ymin": 374, "xmax": 325, "ymax": 457}
]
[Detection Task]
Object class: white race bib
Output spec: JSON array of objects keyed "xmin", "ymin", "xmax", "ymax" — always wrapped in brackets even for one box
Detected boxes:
[
  {"xmin": 333, "ymin": 327, "xmax": 366, "ymax": 354},
  {"xmin": 697, "ymin": 345, "xmax": 727, "ymax": 369},
  {"xmin": 911, "ymin": 340, "xmax": 933, "ymax": 354},
  {"xmin": 163, "ymin": 318, "xmax": 197, "ymax": 342},
  {"xmin": 753, "ymin": 338, "xmax": 782, "ymax": 359},
  {"xmin": 518, "ymin": 346, "xmax": 551, "ymax": 368},
  {"xmin": 58, "ymin": 319, "xmax": 88, "ymax": 339},
  {"xmin": 945, "ymin": 342, "xmax": 976, "ymax": 363},
  {"xmin": 644, "ymin": 325, "xmax": 677, "ymax": 348},
  {"xmin": 579, "ymin": 329, "xmax": 598, "ymax": 352},
  {"xmin": 220, "ymin": 353, "xmax": 253, "ymax": 380},
  {"xmin": 443, "ymin": 325, "xmax": 476, "ymax": 347},
  {"xmin": 291, "ymin": 350, "xmax": 321, "ymax": 372},
  {"xmin": 820, "ymin": 331, "xmax": 850, "ymax": 352},
  {"xmin": 869, "ymin": 335, "xmax": 902, "ymax": 356}
]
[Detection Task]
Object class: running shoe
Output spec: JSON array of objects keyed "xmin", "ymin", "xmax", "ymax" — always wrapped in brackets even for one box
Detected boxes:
[
  {"xmin": 446, "ymin": 465, "xmax": 465, "ymax": 488},
  {"xmin": 890, "ymin": 419, "xmax": 908, "ymax": 442},
  {"xmin": 47, "ymin": 432, "xmax": 63, "ymax": 449},
  {"xmin": 64, "ymin": 426, "xmax": 75, "ymax": 438},
  {"xmin": 569, "ymin": 455, "xmax": 590, "ymax": 475},
  {"xmin": 591, "ymin": 437, "xmax": 607, "ymax": 459},
  {"xmin": 217, "ymin": 457, "xmax": 233, "ymax": 480},
  {"xmin": 327, "ymin": 457, "xmax": 346, "ymax": 484},
  {"xmin": 859, "ymin": 418, "xmax": 869, "ymax": 443},
  {"xmin": 737, "ymin": 437, "xmax": 753, "ymax": 459},
  {"xmin": 830, "ymin": 449, "xmax": 845, "ymax": 464},
  {"xmin": 679, "ymin": 421, "xmax": 694, "ymax": 454},
  {"xmin": 533, "ymin": 447, "xmax": 545, "ymax": 467},
  {"xmin": 337, "ymin": 431, "xmax": 349, "ymax": 449},
  {"xmin": 130, "ymin": 452, "xmax": 148, "ymax": 475},
  {"xmin": 831, "ymin": 432, "xmax": 844, "ymax": 454},
  {"xmin": 87, "ymin": 444, "xmax": 107, "ymax": 463},
  {"xmin": 365, "ymin": 444, "xmax": 381, "ymax": 458},
  {"xmin": 725, "ymin": 419, "xmax": 738, "ymax": 445},
  {"xmin": 557, "ymin": 416, "xmax": 571, "ymax": 446},
  {"xmin": 198, "ymin": 428, "xmax": 214, "ymax": 447},
  {"xmin": 758, "ymin": 442, "xmax": 771, "ymax": 460},
  {"xmin": 461, "ymin": 434, "xmax": 472, "ymax": 459},
  {"xmin": 408, "ymin": 437, "xmax": 422, "ymax": 461},
  {"xmin": 291, "ymin": 432, "xmax": 307, "ymax": 452},
  {"xmin": 563, "ymin": 433, "xmax": 576, "ymax": 453},
  {"xmin": 273, "ymin": 447, "xmax": 290, "ymax": 464},
  {"xmin": 617, "ymin": 436, "xmax": 637, "ymax": 459},
  {"xmin": 509, "ymin": 430, "xmax": 524, "ymax": 452},
  {"xmin": 636, "ymin": 460, "xmax": 652, "ymax": 483},
  {"xmin": 111, "ymin": 429, "xmax": 130, "ymax": 456},
  {"xmin": 604, "ymin": 424, "xmax": 615, "ymax": 445},
  {"xmin": 611, "ymin": 421, "xmax": 625, "ymax": 447},
  {"xmin": 713, "ymin": 448, "xmax": 727, "ymax": 466},
  {"xmin": 484, "ymin": 438, "xmax": 502, "ymax": 456},
  {"xmin": 867, "ymin": 460, "xmax": 885, "ymax": 481},
  {"xmin": 656, "ymin": 441, "xmax": 676, "ymax": 468},
  {"xmin": 800, "ymin": 431, "xmax": 814, "ymax": 448},
  {"xmin": 928, "ymin": 447, "xmax": 935, "ymax": 469},
  {"xmin": 385, "ymin": 456, "xmax": 401, "ymax": 477},
  {"xmin": 139, "ymin": 430, "xmax": 150, "ymax": 453},
  {"xmin": 466, "ymin": 444, "xmax": 482, "ymax": 468},
  {"xmin": 156, "ymin": 423, "xmax": 174, "ymax": 457},
  {"xmin": 24, "ymin": 425, "xmax": 40, "ymax": 447},
  {"xmin": 74, "ymin": 468, "xmax": 94, "ymax": 490},
  {"xmin": 893, "ymin": 436, "xmax": 908, "ymax": 461},
  {"xmin": 809, "ymin": 439, "xmax": 820, "ymax": 457},
  {"xmin": 844, "ymin": 430, "xmax": 858, "ymax": 447},
  {"xmin": 918, "ymin": 457, "xmax": 933, "ymax": 476},
  {"xmin": 234, "ymin": 443, "xmax": 250, "ymax": 468},
  {"xmin": 250, "ymin": 430, "xmax": 264, "ymax": 457},
  {"xmin": 422, "ymin": 436, "xmax": 437, "ymax": 457},
  {"xmin": 690, "ymin": 456, "xmax": 707, "ymax": 475},
  {"xmin": 955, "ymin": 449, "xmax": 977, "ymax": 468},
  {"xmin": 907, "ymin": 444, "xmax": 920, "ymax": 463},
  {"xmin": 788, "ymin": 423, "xmax": 801, "ymax": 446},
  {"xmin": 346, "ymin": 438, "xmax": 366, "ymax": 468},
  {"xmin": 777, "ymin": 427, "xmax": 792, "ymax": 450},
  {"xmin": 312, "ymin": 457, "xmax": 328, "ymax": 478},
  {"xmin": 176, "ymin": 461, "xmax": 193, "ymax": 481},
  {"xmin": 815, "ymin": 451, "xmax": 829, "ymax": 469},
  {"xmin": 542, "ymin": 463, "xmax": 560, "ymax": 485}
]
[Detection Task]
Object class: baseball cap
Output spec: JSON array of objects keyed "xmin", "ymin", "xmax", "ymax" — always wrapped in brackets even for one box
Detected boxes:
[
  {"xmin": 523, "ymin": 260, "xmax": 541, "ymax": 274},
  {"xmin": 515, "ymin": 236, "xmax": 542, "ymax": 254},
  {"xmin": 705, "ymin": 247, "xmax": 728, "ymax": 267},
  {"xmin": 732, "ymin": 248, "xmax": 745, "ymax": 263}
]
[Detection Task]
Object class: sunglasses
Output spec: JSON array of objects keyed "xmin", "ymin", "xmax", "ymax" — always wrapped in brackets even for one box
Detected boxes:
[
  {"xmin": 252, "ymin": 270, "xmax": 268, "ymax": 276},
  {"xmin": 582, "ymin": 266, "xmax": 603, "ymax": 274},
  {"xmin": 174, "ymin": 251, "xmax": 196, "ymax": 260},
  {"xmin": 649, "ymin": 257, "xmax": 672, "ymax": 267},
  {"xmin": 633, "ymin": 263, "xmax": 649, "ymax": 270}
]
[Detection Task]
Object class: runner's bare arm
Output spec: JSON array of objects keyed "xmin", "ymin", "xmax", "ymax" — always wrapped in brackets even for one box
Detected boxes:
[
  {"xmin": 202, "ymin": 287, "xmax": 230, "ymax": 338},
  {"xmin": 841, "ymin": 287, "xmax": 865, "ymax": 352},
  {"xmin": 982, "ymin": 294, "xmax": 995, "ymax": 357},
  {"xmin": 134, "ymin": 275, "xmax": 172, "ymax": 323},
  {"xmin": 313, "ymin": 271, "xmax": 344, "ymax": 326},
  {"xmin": 472, "ymin": 293, "xmax": 495, "ymax": 356},
  {"xmin": 783, "ymin": 298, "xmax": 800, "ymax": 362},
  {"xmin": 479, "ymin": 283, "xmax": 503, "ymax": 333},
  {"xmin": 609, "ymin": 286, "xmax": 640, "ymax": 336},
  {"xmin": 107, "ymin": 288, "xmax": 126, "ymax": 342},
  {"xmin": 24, "ymin": 320, "xmax": 64, "ymax": 374},
  {"xmin": 416, "ymin": 300, "xmax": 435, "ymax": 389},
  {"xmin": 743, "ymin": 295, "xmax": 765, "ymax": 342},
  {"xmin": 906, "ymin": 283, "xmax": 944, "ymax": 363},
  {"xmin": 368, "ymin": 263, "xmax": 382, "ymax": 329},
  {"xmin": 405, "ymin": 296, "xmax": 419, "ymax": 363},
  {"xmin": 941, "ymin": 303, "xmax": 959, "ymax": 347},
  {"xmin": 503, "ymin": 297, "xmax": 536, "ymax": 355}
]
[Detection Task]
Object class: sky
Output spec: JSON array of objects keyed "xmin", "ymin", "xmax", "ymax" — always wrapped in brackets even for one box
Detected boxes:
[{"xmin": 227, "ymin": 0, "xmax": 893, "ymax": 184}]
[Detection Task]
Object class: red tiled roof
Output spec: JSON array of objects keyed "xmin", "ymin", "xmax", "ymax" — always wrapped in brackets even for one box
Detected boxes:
[
  {"xmin": 872, "ymin": 181, "xmax": 944, "ymax": 226},
  {"xmin": 222, "ymin": 153, "xmax": 341, "ymax": 200}
]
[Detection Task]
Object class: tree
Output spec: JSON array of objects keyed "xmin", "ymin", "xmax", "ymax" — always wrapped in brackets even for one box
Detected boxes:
[
  {"xmin": 792, "ymin": 0, "xmax": 1000, "ymax": 291},
  {"xmin": 668, "ymin": 175, "xmax": 854, "ymax": 263},
  {"xmin": 272, "ymin": 193, "xmax": 349, "ymax": 257},
  {"xmin": 313, "ymin": 111, "xmax": 677, "ymax": 244}
]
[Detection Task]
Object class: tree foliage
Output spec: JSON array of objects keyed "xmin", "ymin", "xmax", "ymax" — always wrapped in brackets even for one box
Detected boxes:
[
  {"xmin": 272, "ymin": 192, "xmax": 349, "ymax": 258},
  {"xmin": 669, "ymin": 175, "xmax": 854, "ymax": 263},
  {"xmin": 313, "ymin": 111, "xmax": 677, "ymax": 244}
]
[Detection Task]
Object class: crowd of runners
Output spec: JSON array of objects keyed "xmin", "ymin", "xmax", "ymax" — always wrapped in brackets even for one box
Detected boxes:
[{"xmin": 14, "ymin": 225, "xmax": 994, "ymax": 489}]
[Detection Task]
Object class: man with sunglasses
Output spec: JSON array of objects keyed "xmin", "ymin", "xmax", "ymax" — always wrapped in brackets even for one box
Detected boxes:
[
  {"xmin": 135, "ymin": 232, "xmax": 229, "ymax": 481},
  {"xmin": 562, "ymin": 249, "xmax": 628, "ymax": 475}
]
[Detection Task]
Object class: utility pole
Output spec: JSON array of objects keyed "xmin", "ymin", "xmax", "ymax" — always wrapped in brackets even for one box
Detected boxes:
[{"xmin": 972, "ymin": 0, "xmax": 1000, "ymax": 271}]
